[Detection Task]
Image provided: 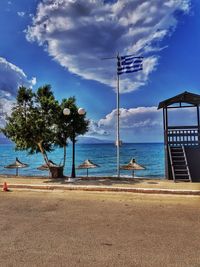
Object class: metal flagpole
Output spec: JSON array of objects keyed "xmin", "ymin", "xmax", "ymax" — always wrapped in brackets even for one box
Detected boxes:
[
  {"xmin": 102, "ymin": 53, "xmax": 143, "ymax": 178},
  {"xmin": 116, "ymin": 67, "xmax": 120, "ymax": 177},
  {"xmin": 102, "ymin": 55, "xmax": 121, "ymax": 177}
]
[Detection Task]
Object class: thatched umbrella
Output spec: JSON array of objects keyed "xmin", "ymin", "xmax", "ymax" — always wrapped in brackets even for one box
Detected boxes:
[
  {"xmin": 37, "ymin": 160, "xmax": 58, "ymax": 171},
  {"xmin": 4, "ymin": 157, "xmax": 29, "ymax": 176},
  {"xmin": 77, "ymin": 159, "xmax": 99, "ymax": 177},
  {"xmin": 120, "ymin": 158, "xmax": 145, "ymax": 177},
  {"xmin": 37, "ymin": 160, "xmax": 58, "ymax": 177}
]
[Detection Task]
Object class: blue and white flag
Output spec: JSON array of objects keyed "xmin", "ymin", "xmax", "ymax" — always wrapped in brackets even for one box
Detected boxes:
[{"xmin": 117, "ymin": 55, "xmax": 143, "ymax": 75}]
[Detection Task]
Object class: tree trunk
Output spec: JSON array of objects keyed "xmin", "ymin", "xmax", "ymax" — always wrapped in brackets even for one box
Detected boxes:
[
  {"xmin": 49, "ymin": 166, "xmax": 64, "ymax": 178},
  {"xmin": 37, "ymin": 142, "xmax": 49, "ymax": 166},
  {"xmin": 37, "ymin": 141, "xmax": 64, "ymax": 178}
]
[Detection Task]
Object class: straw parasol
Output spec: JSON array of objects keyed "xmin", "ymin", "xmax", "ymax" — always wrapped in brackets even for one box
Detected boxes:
[
  {"xmin": 77, "ymin": 159, "xmax": 99, "ymax": 177},
  {"xmin": 37, "ymin": 160, "xmax": 58, "ymax": 177},
  {"xmin": 4, "ymin": 157, "xmax": 29, "ymax": 176},
  {"xmin": 37, "ymin": 160, "xmax": 58, "ymax": 171},
  {"xmin": 120, "ymin": 158, "xmax": 145, "ymax": 177}
]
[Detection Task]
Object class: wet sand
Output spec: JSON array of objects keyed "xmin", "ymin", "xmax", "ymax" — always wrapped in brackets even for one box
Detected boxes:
[{"xmin": 0, "ymin": 190, "xmax": 200, "ymax": 266}]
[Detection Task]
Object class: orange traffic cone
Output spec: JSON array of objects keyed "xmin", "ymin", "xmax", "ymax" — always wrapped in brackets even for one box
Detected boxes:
[{"xmin": 2, "ymin": 182, "xmax": 9, "ymax": 192}]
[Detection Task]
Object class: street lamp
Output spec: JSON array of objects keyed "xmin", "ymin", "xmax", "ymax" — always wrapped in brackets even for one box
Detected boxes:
[{"xmin": 63, "ymin": 107, "xmax": 86, "ymax": 181}]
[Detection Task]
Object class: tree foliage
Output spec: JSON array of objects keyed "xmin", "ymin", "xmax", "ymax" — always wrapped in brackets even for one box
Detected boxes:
[{"xmin": 1, "ymin": 85, "xmax": 89, "ymax": 172}]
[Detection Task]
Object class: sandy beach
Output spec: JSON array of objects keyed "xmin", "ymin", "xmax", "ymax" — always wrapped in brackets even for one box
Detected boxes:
[{"xmin": 0, "ymin": 189, "xmax": 200, "ymax": 267}]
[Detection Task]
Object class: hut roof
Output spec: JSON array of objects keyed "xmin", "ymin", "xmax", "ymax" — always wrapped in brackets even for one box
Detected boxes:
[
  {"xmin": 77, "ymin": 159, "xmax": 99, "ymax": 169},
  {"xmin": 120, "ymin": 158, "xmax": 145, "ymax": 170},
  {"xmin": 4, "ymin": 157, "xmax": 29, "ymax": 169},
  {"xmin": 158, "ymin": 91, "xmax": 200, "ymax": 109},
  {"xmin": 37, "ymin": 160, "xmax": 58, "ymax": 171}
]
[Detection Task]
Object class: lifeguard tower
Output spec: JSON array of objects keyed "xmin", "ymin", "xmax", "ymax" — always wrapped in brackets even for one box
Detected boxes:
[{"xmin": 158, "ymin": 91, "xmax": 200, "ymax": 182}]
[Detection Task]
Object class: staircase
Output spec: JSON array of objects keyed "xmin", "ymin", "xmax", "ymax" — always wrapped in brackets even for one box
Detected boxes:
[{"xmin": 169, "ymin": 146, "xmax": 192, "ymax": 182}]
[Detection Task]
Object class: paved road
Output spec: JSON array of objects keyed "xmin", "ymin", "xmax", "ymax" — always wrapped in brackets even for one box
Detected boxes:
[{"xmin": 0, "ymin": 190, "xmax": 200, "ymax": 267}]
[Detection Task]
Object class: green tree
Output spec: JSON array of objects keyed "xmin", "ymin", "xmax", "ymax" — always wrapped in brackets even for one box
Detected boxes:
[{"xmin": 1, "ymin": 85, "xmax": 89, "ymax": 178}]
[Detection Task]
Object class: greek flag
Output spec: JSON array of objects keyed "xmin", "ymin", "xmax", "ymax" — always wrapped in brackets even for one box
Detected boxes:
[{"xmin": 117, "ymin": 55, "xmax": 143, "ymax": 75}]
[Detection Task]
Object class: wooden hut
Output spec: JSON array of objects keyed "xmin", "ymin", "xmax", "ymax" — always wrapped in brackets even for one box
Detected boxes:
[{"xmin": 158, "ymin": 91, "xmax": 200, "ymax": 182}]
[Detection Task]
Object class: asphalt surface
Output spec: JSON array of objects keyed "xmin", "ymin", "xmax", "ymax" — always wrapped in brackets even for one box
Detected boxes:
[{"xmin": 0, "ymin": 190, "xmax": 200, "ymax": 267}]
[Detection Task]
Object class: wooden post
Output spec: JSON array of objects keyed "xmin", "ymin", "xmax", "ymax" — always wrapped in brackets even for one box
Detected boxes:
[
  {"xmin": 197, "ymin": 105, "xmax": 200, "ymax": 145},
  {"xmin": 163, "ymin": 108, "xmax": 169, "ymax": 179}
]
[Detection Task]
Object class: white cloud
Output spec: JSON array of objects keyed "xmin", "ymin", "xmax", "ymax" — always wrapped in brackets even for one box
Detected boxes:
[
  {"xmin": 26, "ymin": 0, "xmax": 190, "ymax": 93},
  {"xmin": 88, "ymin": 119, "xmax": 110, "ymax": 136},
  {"xmin": 31, "ymin": 77, "xmax": 37, "ymax": 85},
  {"xmin": 87, "ymin": 106, "xmax": 163, "ymax": 142},
  {"xmin": 0, "ymin": 57, "xmax": 36, "ymax": 126},
  {"xmin": 0, "ymin": 57, "xmax": 35, "ymax": 96},
  {"xmin": 98, "ymin": 107, "xmax": 162, "ymax": 130},
  {"xmin": 17, "ymin": 11, "xmax": 26, "ymax": 17},
  {"xmin": 88, "ymin": 105, "xmax": 197, "ymax": 142}
]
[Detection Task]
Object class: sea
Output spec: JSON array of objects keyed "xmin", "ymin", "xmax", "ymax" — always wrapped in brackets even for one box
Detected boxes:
[{"xmin": 0, "ymin": 143, "xmax": 165, "ymax": 179}]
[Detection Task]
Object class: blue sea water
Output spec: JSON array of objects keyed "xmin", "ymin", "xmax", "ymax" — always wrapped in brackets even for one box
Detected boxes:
[{"xmin": 0, "ymin": 143, "xmax": 165, "ymax": 178}]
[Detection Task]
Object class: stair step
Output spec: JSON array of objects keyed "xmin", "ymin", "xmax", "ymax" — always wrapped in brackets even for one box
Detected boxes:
[
  {"xmin": 175, "ymin": 180, "xmax": 190, "ymax": 182},
  {"xmin": 175, "ymin": 179, "xmax": 189, "ymax": 181},
  {"xmin": 169, "ymin": 145, "xmax": 191, "ymax": 182},
  {"xmin": 174, "ymin": 169, "xmax": 187, "ymax": 172},
  {"xmin": 175, "ymin": 174, "xmax": 189, "ymax": 177},
  {"xmin": 174, "ymin": 164, "xmax": 185, "ymax": 168}
]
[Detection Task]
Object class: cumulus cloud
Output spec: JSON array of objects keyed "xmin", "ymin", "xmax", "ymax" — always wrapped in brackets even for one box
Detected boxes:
[
  {"xmin": 26, "ymin": 0, "xmax": 190, "ymax": 93},
  {"xmin": 99, "ymin": 107, "xmax": 163, "ymax": 130},
  {"xmin": 0, "ymin": 57, "xmax": 36, "ymax": 96},
  {"xmin": 0, "ymin": 57, "xmax": 36, "ymax": 125},
  {"xmin": 88, "ymin": 106, "xmax": 197, "ymax": 142},
  {"xmin": 87, "ymin": 119, "xmax": 110, "ymax": 137},
  {"xmin": 86, "ymin": 106, "xmax": 163, "ymax": 141}
]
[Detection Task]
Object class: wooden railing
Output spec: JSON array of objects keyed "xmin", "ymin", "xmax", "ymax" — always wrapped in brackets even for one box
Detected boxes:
[{"xmin": 167, "ymin": 126, "xmax": 200, "ymax": 146}]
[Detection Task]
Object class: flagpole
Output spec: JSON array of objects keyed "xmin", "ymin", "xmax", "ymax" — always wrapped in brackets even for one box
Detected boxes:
[
  {"xmin": 102, "ymin": 54, "xmax": 143, "ymax": 178},
  {"xmin": 117, "ymin": 55, "xmax": 120, "ymax": 177}
]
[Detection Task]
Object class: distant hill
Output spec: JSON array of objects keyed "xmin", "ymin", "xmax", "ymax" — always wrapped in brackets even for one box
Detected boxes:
[
  {"xmin": 0, "ymin": 135, "xmax": 112, "ymax": 145},
  {"xmin": 0, "ymin": 136, "xmax": 12, "ymax": 144},
  {"xmin": 77, "ymin": 136, "xmax": 113, "ymax": 144}
]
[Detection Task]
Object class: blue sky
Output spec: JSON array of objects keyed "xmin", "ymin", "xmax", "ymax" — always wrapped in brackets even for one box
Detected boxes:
[{"xmin": 0, "ymin": 0, "xmax": 200, "ymax": 142}]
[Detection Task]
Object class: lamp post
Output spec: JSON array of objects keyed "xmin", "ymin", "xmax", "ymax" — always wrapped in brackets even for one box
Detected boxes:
[{"xmin": 63, "ymin": 107, "xmax": 86, "ymax": 181}]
